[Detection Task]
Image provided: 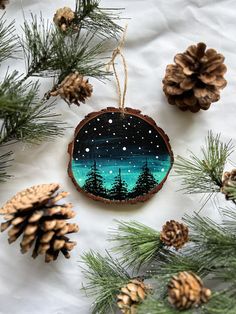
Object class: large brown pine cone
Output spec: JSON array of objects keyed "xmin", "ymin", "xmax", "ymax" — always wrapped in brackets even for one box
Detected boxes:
[
  {"xmin": 117, "ymin": 279, "xmax": 148, "ymax": 314},
  {"xmin": 0, "ymin": 0, "xmax": 9, "ymax": 9},
  {"xmin": 0, "ymin": 183, "xmax": 79, "ymax": 263},
  {"xmin": 160, "ymin": 220, "xmax": 189, "ymax": 250},
  {"xmin": 221, "ymin": 169, "xmax": 236, "ymax": 199},
  {"xmin": 53, "ymin": 7, "xmax": 75, "ymax": 32},
  {"xmin": 163, "ymin": 42, "xmax": 227, "ymax": 112},
  {"xmin": 168, "ymin": 271, "xmax": 211, "ymax": 310},
  {"xmin": 51, "ymin": 72, "xmax": 93, "ymax": 106}
]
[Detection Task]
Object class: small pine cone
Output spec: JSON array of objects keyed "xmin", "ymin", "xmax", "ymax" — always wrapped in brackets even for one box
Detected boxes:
[
  {"xmin": 160, "ymin": 220, "xmax": 189, "ymax": 250},
  {"xmin": 53, "ymin": 7, "xmax": 75, "ymax": 32},
  {"xmin": 51, "ymin": 72, "xmax": 93, "ymax": 106},
  {"xmin": 221, "ymin": 169, "xmax": 236, "ymax": 199},
  {"xmin": 0, "ymin": 183, "xmax": 79, "ymax": 263},
  {"xmin": 168, "ymin": 271, "xmax": 211, "ymax": 310},
  {"xmin": 0, "ymin": 0, "xmax": 9, "ymax": 9},
  {"xmin": 163, "ymin": 42, "xmax": 227, "ymax": 113},
  {"xmin": 117, "ymin": 279, "xmax": 148, "ymax": 314}
]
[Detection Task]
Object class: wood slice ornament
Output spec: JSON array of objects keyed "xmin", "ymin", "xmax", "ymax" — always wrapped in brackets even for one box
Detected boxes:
[{"xmin": 68, "ymin": 27, "xmax": 174, "ymax": 204}]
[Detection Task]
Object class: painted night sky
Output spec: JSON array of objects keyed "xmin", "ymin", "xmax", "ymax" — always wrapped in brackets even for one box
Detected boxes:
[{"xmin": 71, "ymin": 111, "xmax": 172, "ymax": 201}]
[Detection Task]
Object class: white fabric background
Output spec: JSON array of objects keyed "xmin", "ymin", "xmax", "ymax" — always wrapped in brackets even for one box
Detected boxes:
[{"xmin": 0, "ymin": 0, "xmax": 236, "ymax": 313}]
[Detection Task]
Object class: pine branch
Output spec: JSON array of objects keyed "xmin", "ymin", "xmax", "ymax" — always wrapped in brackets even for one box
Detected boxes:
[
  {"xmin": 0, "ymin": 151, "xmax": 12, "ymax": 182},
  {"xmin": 0, "ymin": 71, "xmax": 65, "ymax": 145},
  {"xmin": 81, "ymin": 250, "xmax": 131, "ymax": 314},
  {"xmin": 182, "ymin": 213, "xmax": 236, "ymax": 269},
  {"xmin": 174, "ymin": 131, "xmax": 234, "ymax": 194},
  {"xmin": 75, "ymin": 0, "xmax": 123, "ymax": 39},
  {"xmin": 202, "ymin": 292, "xmax": 236, "ymax": 314},
  {"xmin": 137, "ymin": 295, "xmax": 192, "ymax": 314},
  {"xmin": 0, "ymin": 13, "xmax": 19, "ymax": 62},
  {"xmin": 109, "ymin": 220, "xmax": 162, "ymax": 270},
  {"xmin": 20, "ymin": 14, "xmax": 109, "ymax": 91},
  {"xmin": 150, "ymin": 249, "xmax": 206, "ymax": 282}
]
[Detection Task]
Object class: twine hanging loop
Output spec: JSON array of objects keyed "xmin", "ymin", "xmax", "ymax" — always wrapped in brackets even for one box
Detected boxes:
[{"xmin": 107, "ymin": 25, "xmax": 128, "ymax": 113}]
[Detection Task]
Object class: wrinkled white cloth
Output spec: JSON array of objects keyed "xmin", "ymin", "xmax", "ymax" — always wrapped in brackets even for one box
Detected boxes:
[{"xmin": 0, "ymin": 0, "xmax": 236, "ymax": 313}]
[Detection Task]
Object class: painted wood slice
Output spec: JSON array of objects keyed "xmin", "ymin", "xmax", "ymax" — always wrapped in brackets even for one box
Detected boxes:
[{"xmin": 68, "ymin": 107, "xmax": 174, "ymax": 204}]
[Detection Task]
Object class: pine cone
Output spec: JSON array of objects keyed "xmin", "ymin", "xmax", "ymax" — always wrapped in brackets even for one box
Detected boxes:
[
  {"xmin": 117, "ymin": 279, "xmax": 148, "ymax": 314},
  {"xmin": 0, "ymin": 183, "xmax": 79, "ymax": 263},
  {"xmin": 221, "ymin": 169, "xmax": 236, "ymax": 199},
  {"xmin": 51, "ymin": 72, "xmax": 93, "ymax": 106},
  {"xmin": 163, "ymin": 42, "xmax": 227, "ymax": 112},
  {"xmin": 168, "ymin": 271, "xmax": 211, "ymax": 310},
  {"xmin": 53, "ymin": 7, "xmax": 75, "ymax": 32},
  {"xmin": 0, "ymin": 0, "xmax": 9, "ymax": 9},
  {"xmin": 160, "ymin": 220, "xmax": 189, "ymax": 250}
]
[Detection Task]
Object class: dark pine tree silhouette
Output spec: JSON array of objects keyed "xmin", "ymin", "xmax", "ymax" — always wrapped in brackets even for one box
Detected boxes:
[
  {"xmin": 83, "ymin": 161, "xmax": 106, "ymax": 197},
  {"xmin": 109, "ymin": 168, "xmax": 129, "ymax": 200},
  {"xmin": 132, "ymin": 160, "xmax": 158, "ymax": 197}
]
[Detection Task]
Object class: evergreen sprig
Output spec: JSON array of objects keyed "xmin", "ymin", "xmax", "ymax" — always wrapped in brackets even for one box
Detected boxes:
[
  {"xmin": 81, "ymin": 250, "xmax": 131, "ymax": 314},
  {"xmin": 175, "ymin": 131, "xmax": 234, "ymax": 194},
  {"xmin": 20, "ymin": 15, "xmax": 109, "ymax": 87},
  {"xmin": 0, "ymin": 151, "xmax": 12, "ymax": 182},
  {"xmin": 75, "ymin": 0, "xmax": 123, "ymax": 39},
  {"xmin": 0, "ymin": 13, "xmax": 19, "ymax": 62},
  {"xmin": 0, "ymin": 71, "xmax": 65, "ymax": 145},
  {"xmin": 109, "ymin": 220, "xmax": 162, "ymax": 270}
]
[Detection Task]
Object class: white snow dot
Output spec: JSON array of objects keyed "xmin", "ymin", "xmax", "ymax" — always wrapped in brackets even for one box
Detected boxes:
[
  {"xmin": 97, "ymin": 118, "xmax": 100, "ymax": 121},
  {"xmin": 94, "ymin": 128, "xmax": 97, "ymax": 131},
  {"xmin": 99, "ymin": 133, "xmax": 101, "ymax": 136},
  {"xmin": 85, "ymin": 130, "xmax": 88, "ymax": 133},
  {"xmin": 156, "ymin": 156, "xmax": 159, "ymax": 159},
  {"xmin": 142, "ymin": 137, "xmax": 144, "ymax": 140},
  {"xmin": 106, "ymin": 140, "xmax": 109, "ymax": 143},
  {"xmin": 139, "ymin": 147, "xmax": 142, "ymax": 150},
  {"xmin": 128, "ymin": 170, "xmax": 131, "ymax": 173},
  {"xmin": 109, "ymin": 170, "xmax": 113, "ymax": 174},
  {"xmin": 91, "ymin": 140, "xmax": 94, "ymax": 142},
  {"xmin": 96, "ymin": 147, "xmax": 99, "ymax": 149},
  {"xmin": 122, "ymin": 147, "xmax": 126, "ymax": 151},
  {"xmin": 149, "ymin": 130, "xmax": 152, "ymax": 134},
  {"xmin": 85, "ymin": 148, "xmax": 90, "ymax": 152},
  {"xmin": 113, "ymin": 133, "xmax": 116, "ymax": 135},
  {"xmin": 75, "ymin": 158, "xmax": 78, "ymax": 161},
  {"xmin": 108, "ymin": 119, "xmax": 113, "ymax": 124},
  {"xmin": 157, "ymin": 145, "xmax": 159, "ymax": 148},
  {"xmin": 151, "ymin": 141, "xmax": 153, "ymax": 144},
  {"xmin": 76, "ymin": 139, "xmax": 79, "ymax": 142},
  {"xmin": 161, "ymin": 168, "xmax": 165, "ymax": 172},
  {"xmin": 125, "ymin": 136, "xmax": 128, "ymax": 139}
]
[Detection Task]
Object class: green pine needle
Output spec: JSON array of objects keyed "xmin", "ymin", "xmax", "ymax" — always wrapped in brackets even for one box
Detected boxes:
[
  {"xmin": 81, "ymin": 250, "xmax": 130, "ymax": 314},
  {"xmin": 175, "ymin": 131, "xmax": 234, "ymax": 194},
  {"xmin": 20, "ymin": 14, "xmax": 112, "ymax": 87},
  {"xmin": 183, "ymin": 213, "xmax": 236, "ymax": 269},
  {"xmin": 150, "ymin": 249, "xmax": 206, "ymax": 282},
  {"xmin": 75, "ymin": 0, "xmax": 123, "ymax": 39},
  {"xmin": 137, "ymin": 295, "xmax": 192, "ymax": 314},
  {"xmin": 0, "ymin": 152, "xmax": 13, "ymax": 182},
  {"xmin": 109, "ymin": 220, "xmax": 162, "ymax": 270},
  {"xmin": 0, "ymin": 13, "xmax": 19, "ymax": 62},
  {"xmin": 0, "ymin": 71, "xmax": 65, "ymax": 145}
]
